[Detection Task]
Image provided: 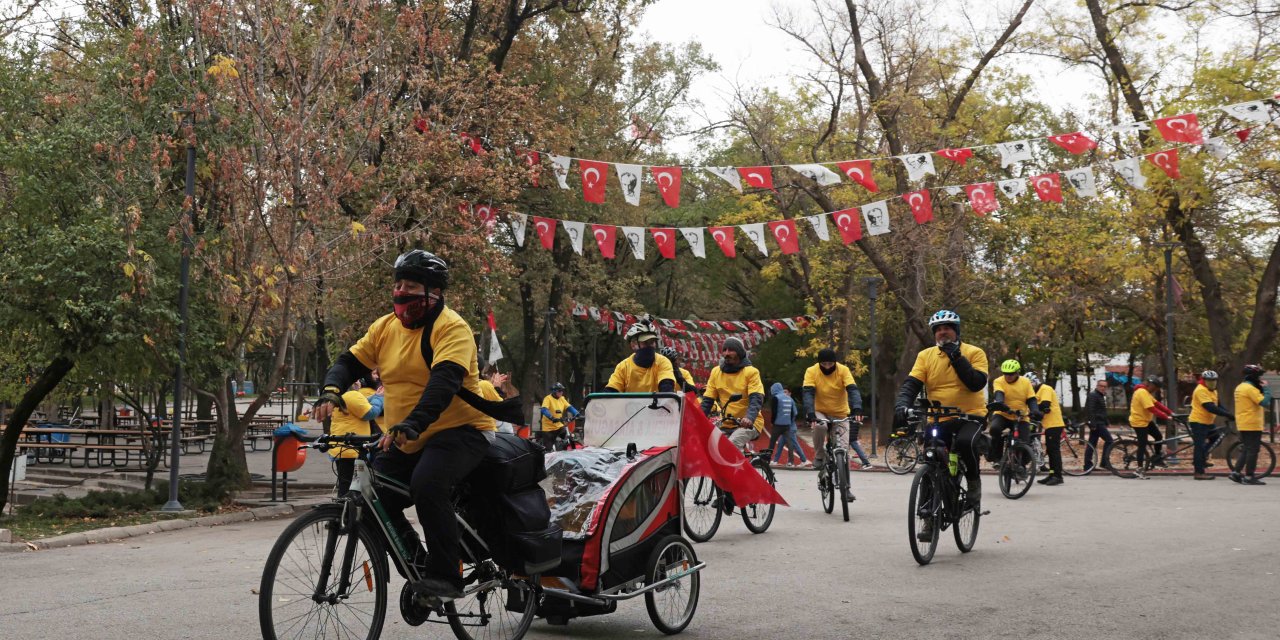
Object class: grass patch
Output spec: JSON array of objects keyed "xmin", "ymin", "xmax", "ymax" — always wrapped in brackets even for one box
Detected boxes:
[{"xmin": 1, "ymin": 480, "xmax": 236, "ymax": 541}]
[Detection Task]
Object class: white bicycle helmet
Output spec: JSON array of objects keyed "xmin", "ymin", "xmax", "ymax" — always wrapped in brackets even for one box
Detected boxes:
[
  {"xmin": 1025, "ymin": 371, "xmax": 1041, "ymax": 387},
  {"xmin": 624, "ymin": 318, "xmax": 658, "ymax": 342},
  {"xmin": 1200, "ymin": 370, "xmax": 1218, "ymax": 380},
  {"xmin": 928, "ymin": 309, "xmax": 961, "ymax": 329}
]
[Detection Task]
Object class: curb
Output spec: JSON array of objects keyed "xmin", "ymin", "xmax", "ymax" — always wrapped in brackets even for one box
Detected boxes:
[{"xmin": 8, "ymin": 503, "xmax": 301, "ymax": 552}]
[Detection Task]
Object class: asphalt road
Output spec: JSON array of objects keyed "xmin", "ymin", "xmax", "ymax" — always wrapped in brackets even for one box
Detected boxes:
[{"xmin": 2, "ymin": 468, "xmax": 1277, "ymax": 639}]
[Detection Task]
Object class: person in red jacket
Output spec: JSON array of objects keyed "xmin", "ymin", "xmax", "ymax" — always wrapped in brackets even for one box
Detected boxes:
[{"xmin": 1128, "ymin": 376, "xmax": 1173, "ymax": 477}]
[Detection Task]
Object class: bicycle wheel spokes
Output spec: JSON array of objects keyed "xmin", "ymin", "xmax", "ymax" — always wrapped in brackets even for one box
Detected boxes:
[
  {"xmin": 1062, "ymin": 435, "xmax": 1091, "ymax": 476},
  {"xmin": 886, "ymin": 439, "xmax": 918, "ymax": 475},
  {"xmin": 908, "ymin": 466, "xmax": 939, "ymax": 565},
  {"xmin": 260, "ymin": 507, "xmax": 387, "ymax": 640},
  {"xmin": 1106, "ymin": 439, "xmax": 1140, "ymax": 479},
  {"xmin": 741, "ymin": 463, "xmax": 776, "ymax": 534},
  {"xmin": 953, "ymin": 475, "xmax": 980, "ymax": 552},
  {"xmin": 819, "ymin": 463, "xmax": 835, "ymax": 514},
  {"xmin": 682, "ymin": 477, "xmax": 723, "ymax": 542},
  {"xmin": 446, "ymin": 565, "xmax": 538, "ymax": 640},
  {"xmin": 1000, "ymin": 445, "xmax": 1034, "ymax": 499}
]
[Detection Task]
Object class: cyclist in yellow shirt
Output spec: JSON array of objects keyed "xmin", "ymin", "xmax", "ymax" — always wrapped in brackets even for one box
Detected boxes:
[
  {"xmin": 988, "ymin": 359, "xmax": 1042, "ymax": 469},
  {"xmin": 313, "ymin": 250, "xmax": 497, "ymax": 600},
  {"xmin": 1231, "ymin": 364, "xmax": 1272, "ymax": 485},
  {"xmin": 327, "ymin": 373, "xmax": 384, "ymax": 496},
  {"xmin": 894, "ymin": 310, "xmax": 989, "ymax": 542},
  {"xmin": 701, "ymin": 336, "xmax": 766, "ymax": 450},
  {"xmin": 1027, "ymin": 372, "xmax": 1065, "ymax": 486},
  {"xmin": 1128, "ymin": 376, "xmax": 1173, "ymax": 478},
  {"xmin": 1188, "ymin": 370, "xmax": 1233, "ymax": 480},
  {"xmin": 604, "ymin": 319, "xmax": 677, "ymax": 393},
  {"xmin": 538, "ymin": 382, "xmax": 579, "ymax": 451},
  {"xmin": 660, "ymin": 346, "xmax": 699, "ymax": 393}
]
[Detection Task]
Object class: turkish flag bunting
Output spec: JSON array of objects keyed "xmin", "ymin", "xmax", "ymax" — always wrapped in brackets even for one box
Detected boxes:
[
  {"xmin": 1235, "ymin": 128, "xmax": 1252, "ymax": 143},
  {"xmin": 708, "ymin": 226, "xmax": 737, "ymax": 258},
  {"xmin": 769, "ymin": 319, "xmax": 788, "ymax": 331},
  {"xmin": 651, "ymin": 228, "xmax": 677, "ymax": 259},
  {"xmin": 1031, "ymin": 173, "xmax": 1063, "ymax": 203},
  {"xmin": 1146, "ymin": 149, "xmax": 1182, "ymax": 179},
  {"xmin": 904, "ymin": 189, "xmax": 933, "ymax": 224},
  {"xmin": 459, "ymin": 132, "xmax": 486, "ymax": 155},
  {"xmin": 651, "ymin": 167, "xmax": 682, "ymax": 207},
  {"xmin": 746, "ymin": 321, "xmax": 763, "ymax": 332},
  {"xmin": 836, "ymin": 160, "xmax": 878, "ymax": 192},
  {"xmin": 832, "ymin": 208, "xmax": 862, "ymax": 244},
  {"xmin": 1153, "ymin": 114, "xmax": 1205, "ymax": 145},
  {"xmin": 532, "ymin": 216, "xmax": 556, "ymax": 249},
  {"xmin": 720, "ymin": 321, "xmax": 738, "ymax": 331},
  {"xmin": 672, "ymin": 320, "xmax": 687, "ymax": 331},
  {"xmin": 519, "ymin": 150, "xmax": 541, "ymax": 187},
  {"xmin": 768, "ymin": 219, "xmax": 800, "ymax": 254},
  {"xmin": 965, "ymin": 183, "xmax": 1000, "ymax": 215},
  {"xmin": 1048, "ymin": 132, "xmax": 1098, "ymax": 154},
  {"xmin": 474, "ymin": 203, "xmax": 497, "ymax": 231},
  {"xmin": 938, "ymin": 148, "xmax": 973, "ymax": 165},
  {"xmin": 579, "ymin": 159, "xmax": 608, "ymax": 204},
  {"xmin": 737, "ymin": 166, "xmax": 774, "ymax": 190},
  {"xmin": 698, "ymin": 320, "xmax": 716, "ymax": 330},
  {"xmin": 591, "ymin": 224, "xmax": 616, "ymax": 259}
]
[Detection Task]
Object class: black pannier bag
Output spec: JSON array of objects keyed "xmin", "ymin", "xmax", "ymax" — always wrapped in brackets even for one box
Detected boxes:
[
  {"xmin": 468, "ymin": 432, "xmax": 547, "ymax": 494},
  {"xmin": 466, "ymin": 434, "xmax": 561, "ymax": 574}
]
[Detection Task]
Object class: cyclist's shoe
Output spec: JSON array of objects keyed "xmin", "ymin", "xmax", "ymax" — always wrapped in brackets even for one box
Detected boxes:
[
  {"xmin": 1134, "ymin": 469, "xmax": 1149, "ymax": 480},
  {"xmin": 1204, "ymin": 461, "xmax": 1216, "ymax": 469},
  {"xmin": 916, "ymin": 521, "xmax": 935, "ymax": 542},
  {"xmin": 1082, "ymin": 464, "xmax": 1095, "ymax": 474},
  {"xmin": 802, "ymin": 460, "xmax": 813, "ymax": 468},
  {"xmin": 843, "ymin": 491, "xmax": 856, "ymax": 502},
  {"xmin": 721, "ymin": 493, "xmax": 736, "ymax": 515},
  {"xmin": 1043, "ymin": 476, "xmax": 1064, "ymax": 486},
  {"xmin": 411, "ymin": 576, "xmax": 464, "ymax": 601},
  {"xmin": 1242, "ymin": 476, "xmax": 1266, "ymax": 486},
  {"xmin": 1229, "ymin": 472, "xmax": 1243, "ymax": 484},
  {"xmin": 1036, "ymin": 475, "xmax": 1051, "ymax": 484},
  {"xmin": 990, "ymin": 461, "xmax": 1002, "ymax": 471},
  {"xmin": 859, "ymin": 462, "xmax": 876, "ymax": 471},
  {"xmin": 1151, "ymin": 456, "xmax": 1170, "ymax": 469}
]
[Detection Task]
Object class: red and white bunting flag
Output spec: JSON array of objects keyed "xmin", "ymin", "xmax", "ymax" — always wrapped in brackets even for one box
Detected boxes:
[
  {"xmin": 769, "ymin": 319, "xmax": 787, "ymax": 331},
  {"xmin": 579, "ymin": 159, "xmax": 608, "ymax": 203},
  {"xmin": 1235, "ymin": 128, "xmax": 1253, "ymax": 143},
  {"xmin": 519, "ymin": 150, "xmax": 541, "ymax": 187},
  {"xmin": 532, "ymin": 216, "xmax": 556, "ymax": 249},
  {"xmin": 1153, "ymin": 114, "xmax": 1204, "ymax": 145},
  {"xmin": 965, "ymin": 183, "xmax": 999, "ymax": 215},
  {"xmin": 651, "ymin": 167, "xmax": 682, "ymax": 207},
  {"xmin": 1146, "ymin": 149, "xmax": 1182, "ymax": 179},
  {"xmin": 836, "ymin": 160, "xmax": 878, "ymax": 192},
  {"xmin": 1031, "ymin": 173, "xmax": 1063, "ymax": 203},
  {"xmin": 591, "ymin": 224, "xmax": 616, "ymax": 259},
  {"xmin": 831, "ymin": 208, "xmax": 862, "ymax": 244},
  {"xmin": 768, "ymin": 219, "xmax": 800, "ymax": 254},
  {"xmin": 651, "ymin": 228, "xmax": 677, "ymax": 259},
  {"xmin": 720, "ymin": 321, "xmax": 738, "ymax": 332},
  {"xmin": 1048, "ymin": 132, "xmax": 1098, "ymax": 155},
  {"xmin": 738, "ymin": 166, "xmax": 774, "ymax": 190},
  {"xmin": 562, "ymin": 220, "xmax": 585, "ymax": 255},
  {"xmin": 709, "ymin": 226, "xmax": 737, "ymax": 258},
  {"xmin": 904, "ymin": 189, "xmax": 933, "ymax": 224},
  {"xmin": 938, "ymin": 148, "xmax": 973, "ymax": 165}
]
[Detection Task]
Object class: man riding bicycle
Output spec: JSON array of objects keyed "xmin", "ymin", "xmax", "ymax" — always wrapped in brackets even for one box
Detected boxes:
[
  {"xmin": 539, "ymin": 382, "xmax": 579, "ymax": 451},
  {"xmin": 313, "ymin": 250, "xmax": 497, "ymax": 601},
  {"xmin": 987, "ymin": 359, "xmax": 1042, "ymax": 469},
  {"xmin": 701, "ymin": 336, "xmax": 765, "ymax": 450},
  {"xmin": 1189, "ymin": 370, "xmax": 1233, "ymax": 480},
  {"xmin": 661, "ymin": 346, "xmax": 699, "ymax": 393},
  {"xmin": 1129, "ymin": 375, "xmax": 1173, "ymax": 478},
  {"xmin": 804, "ymin": 348, "xmax": 864, "ymax": 501},
  {"xmin": 894, "ymin": 310, "xmax": 989, "ymax": 543},
  {"xmin": 604, "ymin": 319, "xmax": 677, "ymax": 393}
]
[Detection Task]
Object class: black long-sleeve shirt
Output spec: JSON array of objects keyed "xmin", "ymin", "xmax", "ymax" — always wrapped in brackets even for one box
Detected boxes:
[{"xmin": 1085, "ymin": 389, "xmax": 1108, "ymax": 427}]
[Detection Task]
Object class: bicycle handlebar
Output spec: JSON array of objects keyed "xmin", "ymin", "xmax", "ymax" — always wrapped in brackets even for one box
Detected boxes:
[{"xmin": 301, "ymin": 433, "xmax": 383, "ymax": 454}]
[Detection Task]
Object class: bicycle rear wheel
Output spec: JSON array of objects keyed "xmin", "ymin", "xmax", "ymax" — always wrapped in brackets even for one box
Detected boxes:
[
  {"xmin": 259, "ymin": 504, "xmax": 388, "ymax": 640},
  {"xmin": 835, "ymin": 449, "xmax": 851, "ymax": 522},
  {"xmin": 1105, "ymin": 439, "xmax": 1141, "ymax": 478},
  {"xmin": 953, "ymin": 475, "xmax": 980, "ymax": 553},
  {"xmin": 1062, "ymin": 433, "xmax": 1092, "ymax": 476},
  {"xmin": 445, "ymin": 564, "xmax": 538, "ymax": 640},
  {"xmin": 740, "ymin": 461, "xmax": 776, "ymax": 534},
  {"xmin": 999, "ymin": 443, "xmax": 1035, "ymax": 499},
  {"xmin": 645, "ymin": 534, "xmax": 701, "ymax": 635},
  {"xmin": 1226, "ymin": 441, "xmax": 1277, "ymax": 479},
  {"xmin": 908, "ymin": 466, "xmax": 940, "ymax": 565},
  {"xmin": 819, "ymin": 462, "xmax": 835, "ymax": 514},
  {"xmin": 886, "ymin": 438, "xmax": 919, "ymax": 475},
  {"xmin": 681, "ymin": 477, "xmax": 722, "ymax": 543}
]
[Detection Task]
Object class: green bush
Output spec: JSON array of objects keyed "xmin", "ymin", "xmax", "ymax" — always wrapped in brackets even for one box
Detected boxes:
[{"xmin": 16, "ymin": 481, "xmax": 230, "ymax": 519}]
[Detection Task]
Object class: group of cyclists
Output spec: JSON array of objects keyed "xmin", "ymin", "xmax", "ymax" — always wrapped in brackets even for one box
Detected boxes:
[{"xmin": 309, "ymin": 248, "xmax": 1272, "ymax": 600}]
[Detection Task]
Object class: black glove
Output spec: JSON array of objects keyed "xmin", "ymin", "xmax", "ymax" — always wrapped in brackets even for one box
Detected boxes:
[
  {"xmin": 938, "ymin": 341, "xmax": 961, "ymax": 359},
  {"xmin": 316, "ymin": 387, "xmax": 346, "ymax": 411},
  {"xmin": 1029, "ymin": 411, "xmax": 1044, "ymax": 422},
  {"xmin": 387, "ymin": 423, "xmax": 420, "ymax": 443},
  {"xmin": 894, "ymin": 406, "xmax": 910, "ymax": 430},
  {"xmin": 987, "ymin": 401, "xmax": 1011, "ymax": 414}
]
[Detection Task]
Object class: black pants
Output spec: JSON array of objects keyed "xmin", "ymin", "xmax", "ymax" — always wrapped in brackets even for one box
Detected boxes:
[
  {"xmin": 988, "ymin": 414, "xmax": 1028, "ymax": 462},
  {"xmin": 1189, "ymin": 421, "xmax": 1215, "ymax": 474},
  {"xmin": 1135, "ymin": 424, "xmax": 1164, "ymax": 466},
  {"xmin": 1238, "ymin": 431, "xmax": 1262, "ymax": 476},
  {"xmin": 372, "ymin": 427, "xmax": 491, "ymax": 589},
  {"xmin": 1085, "ymin": 424, "xmax": 1114, "ymax": 468},
  {"xmin": 538, "ymin": 429, "xmax": 564, "ymax": 452},
  {"xmin": 1044, "ymin": 427, "xmax": 1064, "ymax": 478},
  {"xmin": 334, "ymin": 458, "xmax": 355, "ymax": 497},
  {"xmin": 922, "ymin": 418, "xmax": 984, "ymax": 507}
]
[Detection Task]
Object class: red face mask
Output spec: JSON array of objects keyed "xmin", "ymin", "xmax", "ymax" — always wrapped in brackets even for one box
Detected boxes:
[{"xmin": 393, "ymin": 292, "xmax": 439, "ymax": 328}]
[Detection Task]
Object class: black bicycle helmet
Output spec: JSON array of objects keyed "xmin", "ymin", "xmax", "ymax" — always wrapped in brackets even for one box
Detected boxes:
[
  {"xmin": 551, "ymin": 382, "xmax": 566, "ymax": 392},
  {"xmin": 394, "ymin": 249, "xmax": 449, "ymax": 289},
  {"xmin": 1243, "ymin": 364, "xmax": 1265, "ymax": 380}
]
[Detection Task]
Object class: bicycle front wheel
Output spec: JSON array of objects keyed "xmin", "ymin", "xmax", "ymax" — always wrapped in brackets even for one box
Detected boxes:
[
  {"xmin": 908, "ymin": 466, "xmax": 940, "ymax": 566},
  {"xmin": 1105, "ymin": 439, "xmax": 1140, "ymax": 478},
  {"xmin": 740, "ymin": 461, "xmax": 776, "ymax": 534},
  {"xmin": 835, "ymin": 449, "xmax": 851, "ymax": 522},
  {"xmin": 886, "ymin": 438, "xmax": 919, "ymax": 475},
  {"xmin": 999, "ymin": 443, "xmax": 1035, "ymax": 499},
  {"xmin": 681, "ymin": 477, "xmax": 723, "ymax": 543},
  {"xmin": 259, "ymin": 504, "xmax": 388, "ymax": 640},
  {"xmin": 819, "ymin": 462, "xmax": 835, "ymax": 514},
  {"xmin": 1226, "ymin": 440, "xmax": 1277, "ymax": 479}
]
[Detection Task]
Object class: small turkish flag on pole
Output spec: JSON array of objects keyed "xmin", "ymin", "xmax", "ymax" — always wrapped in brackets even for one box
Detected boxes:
[
  {"xmin": 708, "ymin": 226, "xmax": 737, "ymax": 258},
  {"xmin": 1153, "ymin": 114, "xmax": 1204, "ymax": 145},
  {"xmin": 904, "ymin": 189, "xmax": 933, "ymax": 224},
  {"xmin": 965, "ymin": 183, "xmax": 999, "ymax": 215},
  {"xmin": 532, "ymin": 216, "xmax": 556, "ymax": 250},
  {"xmin": 1031, "ymin": 173, "xmax": 1063, "ymax": 203},
  {"xmin": 519, "ymin": 150, "xmax": 541, "ymax": 187},
  {"xmin": 768, "ymin": 219, "xmax": 800, "ymax": 254},
  {"xmin": 832, "ymin": 208, "xmax": 862, "ymax": 244},
  {"xmin": 1146, "ymin": 149, "xmax": 1182, "ymax": 179},
  {"xmin": 579, "ymin": 160, "xmax": 608, "ymax": 203},
  {"xmin": 1047, "ymin": 132, "xmax": 1098, "ymax": 155},
  {"xmin": 651, "ymin": 167, "xmax": 682, "ymax": 207},
  {"xmin": 836, "ymin": 160, "xmax": 878, "ymax": 192},
  {"xmin": 651, "ymin": 228, "xmax": 677, "ymax": 259},
  {"xmin": 737, "ymin": 166, "xmax": 774, "ymax": 191}
]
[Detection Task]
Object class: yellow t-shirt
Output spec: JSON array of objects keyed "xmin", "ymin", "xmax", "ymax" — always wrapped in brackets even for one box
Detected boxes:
[
  {"xmin": 329, "ymin": 387, "xmax": 377, "ymax": 459},
  {"xmin": 349, "ymin": 310, "xmax": 495, "ymax": 453},
  {"xmin": 479, "ymin": 380, "xmax": 502, "ymax": 402},
  {"xmin": 540, "ymin": 394, "xmax": 572, "ymax": 433},
  {"xmin": 1188, "ymin": 385, "xmax": 1219, "ymax": 425},
  {"xmin": 803, "ymin": 363, "xmax": 856, "ymax": 418},
  {"xmin": 1235, "ymin": 383, "xmax": 1265, "ymax": 432},
  {"xmin": 907, "ymin": 343, "xmax": 989, "ymax": 417},
  {"xmin": 679, "ymin": 368, "xmax": 697, "ymax": 391},
  {"xmin": 1129, "ymin": 387, "xmax": 1159, "ymax": 428},
  {"xmin": 606, "ymin": 354, "xmax": 676, "ymax": 393},
  {"xmin": 1035, "ymin": 384, "xmax": 1064, "ymax": 429},
  {"xmin": 992, "ymin": 375, "xmax": 1037, "ymax": 421},
  {"xmin": 703, "ymin": 365, "xmax": 766, "ymax": 431}
]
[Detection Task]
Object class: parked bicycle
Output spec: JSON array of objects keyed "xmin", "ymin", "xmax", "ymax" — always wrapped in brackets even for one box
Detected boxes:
[
  {"xmin": 681, "ymin": 395, "xmax": 777, "ymax": 541},
  {"xmin": 814, "ymin": 416, "xmax": 854, "ymax": 522},
  {"xmin": 1104, "ymin": 415, "xmax": 1276, "ymax": 479},
  {"xmin": 885, "ymin": 417, "xmax": 922, "ymax": 476},
  {"xmin": 906, "ymin": 401, "xmax": 985, "ymax": 566},
  {"xmin": 1058, "ymin": 419, "xmax": 1098, "ymax": 476}
]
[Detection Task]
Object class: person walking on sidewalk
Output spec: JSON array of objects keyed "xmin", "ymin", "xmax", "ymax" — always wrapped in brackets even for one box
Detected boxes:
[
  {"xmin": 1188, "ymin": 371, "xmax": 1233, "ymax": 480},
  {"xmin": 1083, "ymin": 379, "xmax": 1113, "ymax": 473},
  {"xmin": 768, "ymin": 383, "xmax": 808, "ymax": 467},
  {"xmin": 1231, "ymin": 364, "xmax": 1272, "ymax": 485}
]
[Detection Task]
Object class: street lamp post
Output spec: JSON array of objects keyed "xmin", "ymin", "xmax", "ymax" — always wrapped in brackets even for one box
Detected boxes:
[
  {"xmin": 162, "ymin": 114, "xmax": 195, "ymax": 512},
  {"xmin": 865, "ymin": 277, "xmax": 883, "ymax": 456},
  {"xmin": 1157, "ymin": 242, "xmax": 1181, "ymax": 460},
  {"xmin": 544, "ymin": 306, "xmax": 556, "ymax": 392}
]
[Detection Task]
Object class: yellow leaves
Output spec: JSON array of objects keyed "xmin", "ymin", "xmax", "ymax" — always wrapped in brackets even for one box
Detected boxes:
[
  {"xmin": 143, "ymin": 335, "xmax": 155, "ymax": 347},
  {"xmin": 206, "ymin": 55, "xmax": 239, "ymax": 79},
  {"xmin": 122, "ymin": 263, "xmax": 136, "ymax": 278},
  {"xmin": 351, "ymin": 221, "xmax": 366, "ymax": 237}
]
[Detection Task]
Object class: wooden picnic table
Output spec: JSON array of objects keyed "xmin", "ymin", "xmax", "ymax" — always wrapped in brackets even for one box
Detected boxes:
[{"xmin": 5, "ymin": 424, "xmax": 211, "ymax": 467}]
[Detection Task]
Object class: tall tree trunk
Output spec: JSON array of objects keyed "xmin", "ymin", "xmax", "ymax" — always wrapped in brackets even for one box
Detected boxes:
[{"xmin": 0, "ymin": 355, "xmax": 76, "ymax": 513}]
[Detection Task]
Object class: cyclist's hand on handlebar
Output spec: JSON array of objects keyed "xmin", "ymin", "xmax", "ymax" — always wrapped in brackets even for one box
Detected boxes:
[
  {"xmin": 737, "ymin": 417, "xmax": 752, "ymax": 429},
  {"xmin": 987, "ymin": 401, "xmax": 1011, "ymax": 413},
  {"xmin": 893, "ymin": 406, "xmax": 909, "ymax": 430},
  {"xmin": 385, "ymin": 423, "xmax": 420, "ymax": 449}
]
